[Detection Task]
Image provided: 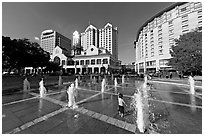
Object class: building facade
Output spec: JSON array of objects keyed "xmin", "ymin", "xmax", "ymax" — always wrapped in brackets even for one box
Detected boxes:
[
  {"xmin": 72, "ymin": 30, "xmax": 80, "ymax": 46},
  {"xmin": 99, "ymin": 23, "xmax": 118, "ymax": 60},
  {"xmin": 134, "ymin": 2, "xmax": 202, "ymax": 74},
  {"xmin": 52, "ymin": 45, "xmax": 121, "ymax": 75},
  {"xmin": 79, "ymin": 23, "xmax": 118, "ymax": 61},
  {"xmin": 80, "ymin": 25, "xmax": 99, "ymax": 50},
  {"xmin": 40, "ymin": 29, "xmax": 71, "ymax": 56}
]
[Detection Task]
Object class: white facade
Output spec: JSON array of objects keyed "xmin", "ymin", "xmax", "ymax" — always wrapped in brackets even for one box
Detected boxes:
[
  {"xmin": 73, "ymin": 31, "xmax": 80, "ymax": 46},
  {"xmin": 78, "ymin": 23, "xmax": 118, "ymax": 61},
  {"xmin": 135, "ymin": 2, "xmax": 202, "ymax": 74},
  {"xmin": 99, "ymin": 23, "xmax": 118, "ymax": 60},
  {"xmin": 52, "ymin": 45, "xmax": 119, "ymax": 74},
  {"xmin": 40, "ymin": 30, "xmax": 56, "ymax": 55},
  {"xmin": 80, "ymin": 25, "xmax": 98, "ymax": 51}
]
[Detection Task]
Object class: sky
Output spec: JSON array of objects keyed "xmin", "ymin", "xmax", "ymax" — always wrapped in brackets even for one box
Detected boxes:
[{"xmin": 2, "ymin": 1, "xmax": 174, "ymax": 64}]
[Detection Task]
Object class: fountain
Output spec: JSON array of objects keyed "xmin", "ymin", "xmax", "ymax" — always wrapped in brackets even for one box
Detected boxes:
[
  {"xmin": 114, "ymin": 78, "xmax": 118, "ymax": 87},
  {"xmin": 111, "ymin": 74, "xmax": 114, "ymax": 82},
  {"xmin": 23, "ymin": 78, "xmax": 30, "ymax": 92},
  {"xmin": 188, "ymin": 76, "xmax": 195, "ymax": 95},
  {"xmin": 58, "ymin": 76, "xmax": 62, "ymax": 87},
  {"xmin": 130, "ymin": 77, "xmax": 150, "ymax": 133},
  {"xmin": 75, "ymin": 78, "xmax": 79, "ymax": 89},
  {"xmin": 101, "ymin": 78, "xmax": 106, "ymax": 93},
  {"xmin": 122, "ymin": 75, "xmax": 125, "ymax": 84},
  {"xmin": 98, "ymin": 75, "xmax": 101, "ymax": 82},
  {"xmin": 67, "ymin": 83, "xmax": 78, "ymax": 109},
  {"xmin": 131, "ymin": 88, "xmax": 149, "ymax": 133},
  {"xmin": 90, "ymin": 74, "xmax": 92, "ymax": 81},
  {"xmin": 39, "ymin": 78, "xmax": 46, "ymax": 97},
  {"xmin": 190, "ymin": 94, "xmax": 196, "ymax": 112}
]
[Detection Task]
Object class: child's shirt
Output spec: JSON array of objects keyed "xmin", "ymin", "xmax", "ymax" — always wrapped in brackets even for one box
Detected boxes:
[{"xmin": 118, "ymin": 97, "xmax": 125, "ymax": 106}]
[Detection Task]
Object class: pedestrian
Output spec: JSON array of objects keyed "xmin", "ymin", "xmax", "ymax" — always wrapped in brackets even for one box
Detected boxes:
[{"xmin": 118, "ymin": 93, "xmax": 127, "ymax": 117}]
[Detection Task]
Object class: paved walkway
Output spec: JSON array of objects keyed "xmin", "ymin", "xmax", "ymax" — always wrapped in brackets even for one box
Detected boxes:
[{"xmin": 2, "ymin": 78, "xmax": 202, "ymax": 134}]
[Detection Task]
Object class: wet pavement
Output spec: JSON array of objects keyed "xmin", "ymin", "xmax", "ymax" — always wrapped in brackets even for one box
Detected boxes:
[{"xmin": 2, "ymin": 77, "xmax": 202, "ymax": 134}]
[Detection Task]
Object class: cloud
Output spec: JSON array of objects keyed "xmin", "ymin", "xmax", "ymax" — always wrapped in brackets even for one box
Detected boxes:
[{"xmin": 34, "ymin": 37, "xmax": 39, "ymax": 40}]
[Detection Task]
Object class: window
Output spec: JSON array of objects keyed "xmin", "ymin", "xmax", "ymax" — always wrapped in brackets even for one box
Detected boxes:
[
  {"xmin": 85, "ymin": 60, "xmax": 90, "ymax": 65},
  {"xmin": 182, "ymin": 24, "xmax": 188, "ymax": 30},
  {"xmin": 75, "ymin": 60, "xmax": 79, "ymax": 65},
  {"xmin": 91, "ymin": 59, "xmax": 95, "ymax": 65},
  {"xmin": 182, "ymin": 20, "xmax": 188, "ymax": 24},
  {"xmin": 80, "ymin": 60, "xmax": 84, "ymax": 65},
  {"xmin": 180, "ymin": 7, "xmax": 187, "ymax": 12},
  {"xmin": 103, "ymin": 59, "xmax": 108, "ymax": 64},
  {"xmin": 97, "ymin": 59, "xmax": 101, "ymax": 64},
  {"xmin": 151, "ymin": 52, "xmax": 154, "ymax": 57},
  {"xmin": 195, "ymin": 2, "xmax": 201, "ymax": 9},
  {"xmin": 182, "ymin": 15, "xmax": 188, "ymax": 20},
  {"xmin": 159, "ymin": 59, "xmax": 168, "ymax": 66},
  {"xmin": 139, "ymin": 63, "xmax": 144, "ymax": 68},
  {"xmin": 159, "ymin": 49, "xmax": 163, "ymax": 55},
  {"xmin": 62, "ymin": 60, "xmax": 65, "ymax": 66}
]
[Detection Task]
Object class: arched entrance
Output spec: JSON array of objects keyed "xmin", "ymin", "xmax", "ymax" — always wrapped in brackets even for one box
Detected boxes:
[
  {"xmin": 100, "ymin": 67, "xmax": 106, "ymax": 74},
  {"xmin": 88, "ymin": 68, "xmax": 92, "ymax": 74},
  {"xmin": 94, "ymin": 67, "xmax": 99, "ymax": 74},
  {"xmin": 54, "ymin": 56, "xmax": 60, "ymax": 65}
]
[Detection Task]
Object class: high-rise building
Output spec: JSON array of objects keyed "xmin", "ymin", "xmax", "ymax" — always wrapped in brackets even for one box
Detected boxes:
[
  {"xmin": 99, "ymin": 23, "xmax": 118, "ymax": 60},
  {"xmin": 72, "ymin": 30, "xmax": 80, "ymax": 46},
  {"xmin": 80, "ymin": 24, "xmax": 99, "ymax": 51},
  {"xmin": 134, "ymin": 2, "xmax": 202, "ymax": 74},
  {"xmin": 40, "ymin": 29, "xmax": 71, "ymax": 55},
  {"xmin": 79, "ymin": 23, "xmax": 118, "ymax": 60}
]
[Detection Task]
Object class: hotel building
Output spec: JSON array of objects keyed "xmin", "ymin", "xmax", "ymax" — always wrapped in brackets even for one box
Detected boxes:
[
  {"xmin": 99, "ymin": 23, "xmax": 118, "ymax": 60},
  {"xmin": 134, "ymin": 2, "xmax": 202, "ymax": 74},
  {"xmin": 81, "ymin": 24, "xmax": 99, "ymax": 50},
  {"xmin": 40, "ymin": 29, "xmax": 71, "ymax": 56}
]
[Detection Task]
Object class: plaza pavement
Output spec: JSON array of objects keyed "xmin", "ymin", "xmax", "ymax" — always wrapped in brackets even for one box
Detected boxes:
[{"xmin": 2, "ymin": 77, "xmax": 202, "ymax": 134}]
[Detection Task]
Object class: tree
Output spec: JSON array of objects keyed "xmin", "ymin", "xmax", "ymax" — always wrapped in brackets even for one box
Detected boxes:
[
  {"xmin": 168, "ymin": 29, "xmax": 202, "ymax": 76},
  {"xmin": 2, "ymin": 36, "xmax": 50, "ymax": 74}
]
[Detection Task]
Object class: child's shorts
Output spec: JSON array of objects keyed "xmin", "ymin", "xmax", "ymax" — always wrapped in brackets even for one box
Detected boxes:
[{"xmin": 118, "ymin": 105, "xmax": 124, "ymax": 114}]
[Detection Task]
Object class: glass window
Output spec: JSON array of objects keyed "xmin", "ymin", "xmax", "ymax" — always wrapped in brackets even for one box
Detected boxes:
[
  {"xmin": 75, "ymin": 60, "xmax": 79, "ymax": 65},
  {"xmin": 97, "ymin": 59, "xmax": 101, "ymax": 64},
  {"xmin": 62, "ymin": 60, "xmax": 65, "ymax": 66},
  {"xmin": 80, "ymin": 60, "xmax": 84, "ymax": 65},
  {"xmin": 103, "ymin": 59, "xmax": 108, "ymax": 64},
  {"xmin": 180, "ymin": 7, "xmax": 187, "ymax": 12},
  {"xmin": 85, "ymin": 60, "xmax": 90, "ymax": 65},
  {"xmin": 91, "ymin": 59, "xmax": 95, "ymax": 65}
]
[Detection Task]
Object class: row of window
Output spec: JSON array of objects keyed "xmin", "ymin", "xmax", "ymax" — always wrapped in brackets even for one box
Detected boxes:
[
  {"xmin": 138, "ymin": 59, "xmax": 169, "ymax": 68},
  {"xmin": 42, "ymin": 35, "xmax": 54, "ymax": 39},
  {"xmin": 75, "ymin": 58, "xmax": 109, "ymax": 65},
  {"xmin": 142, "ymin": 2, "xmax": 201, "ymax": 33}
]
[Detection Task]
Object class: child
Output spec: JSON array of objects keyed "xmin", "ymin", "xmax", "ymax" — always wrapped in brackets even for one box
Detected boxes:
[{"xmin": 118, "ymin": 93, "xmax": 127, "ymax": 117}]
